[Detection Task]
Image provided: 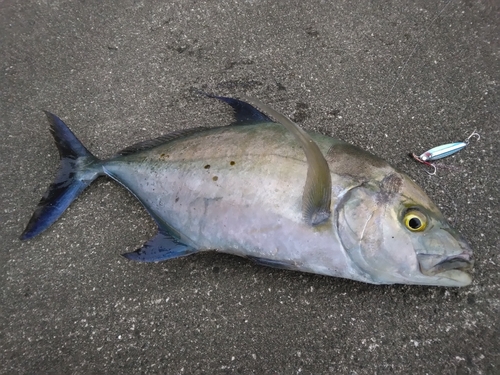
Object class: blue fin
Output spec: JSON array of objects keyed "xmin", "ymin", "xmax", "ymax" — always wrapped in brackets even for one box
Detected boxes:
[
  {"xmin": 122, "ymin": 230, "xmax": 197, "ymax": 262},
  {"xmin": 20, "ymin": 112, "xmax": 103, "ymax": 240},
  {"xmin": 248, "ymin": 256, "xmax": 295, "ymax": 271},
  {"xmin": 204, "ymin": 93, "xmax": 274, "ymax": 125}
]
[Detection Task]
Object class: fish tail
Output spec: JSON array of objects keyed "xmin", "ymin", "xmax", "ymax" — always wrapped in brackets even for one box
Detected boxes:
[{"xmin": 20, "ymin": 112, "xmax": 104, "ymax": 240}]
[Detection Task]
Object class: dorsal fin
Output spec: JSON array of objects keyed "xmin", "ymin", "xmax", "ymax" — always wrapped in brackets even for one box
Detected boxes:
[
  {"xmin": 117, "ymin": 127, "xmax": 209, "ymax": 156},
  {"xmin": 117, "ymin": 93, "xmax": 272, "ymax": 156},
  {"xmin": 205, "ymin": 93, "xmax": 274, "ymax": 125},
  {"xmin": 240, "ymin": 95, "xmax": 332, "ymax": 226}
]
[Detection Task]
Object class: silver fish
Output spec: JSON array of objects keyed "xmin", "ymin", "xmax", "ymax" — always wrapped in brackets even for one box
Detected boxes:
[{"xmin": 21, "ymin": 96, "xmax": 473, "ymax": 287}]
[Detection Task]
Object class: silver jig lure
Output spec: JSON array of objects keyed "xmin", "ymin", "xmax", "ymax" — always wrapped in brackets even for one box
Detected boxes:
[{"xmin": 412, "ymin": 130, "xmax": 480, "ymax": 175}]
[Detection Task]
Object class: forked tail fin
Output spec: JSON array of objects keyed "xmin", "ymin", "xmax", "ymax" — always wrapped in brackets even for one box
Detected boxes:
[{"xmin": 20, "ymin": 112, "xmax": 103, "ymax": 240}]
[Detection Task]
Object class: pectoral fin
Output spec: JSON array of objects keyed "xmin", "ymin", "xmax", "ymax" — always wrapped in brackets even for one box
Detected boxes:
[
  {"xmin": 122, "ymin": 230, "xmax": 196, "ymax": 262},
  {"xmin": 240, "ymin": 96, "xmax": 332, "ymax": 225}
]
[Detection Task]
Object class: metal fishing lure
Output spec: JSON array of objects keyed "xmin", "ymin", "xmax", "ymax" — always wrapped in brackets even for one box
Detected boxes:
[{"xmin": 412, "ymin": 130, "xmax": 480, "ymax": 175}]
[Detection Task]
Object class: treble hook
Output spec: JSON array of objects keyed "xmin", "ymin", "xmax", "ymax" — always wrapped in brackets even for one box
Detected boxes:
[
  {"xmin": 412, "ymin": 153, "xmax": 437, "ymax": 176},
  {"xmin": 464, "ymin": 130, "xmax": 480, "ymax": 144},
  {"xmin": 426, "ymin": 163, "xmax": 437, "ymax": 176}
]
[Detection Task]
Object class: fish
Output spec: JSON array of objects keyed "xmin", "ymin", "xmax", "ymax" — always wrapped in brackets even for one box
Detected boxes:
[{"xmin": 20, "ymin": 95, "xmax": 474, "ymax": 287}]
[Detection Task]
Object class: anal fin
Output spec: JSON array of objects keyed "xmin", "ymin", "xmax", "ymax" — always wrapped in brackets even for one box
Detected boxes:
[
  {"xmin": 122, "ymin": 230, "xmax": 197, "ymax": 262},
  {"xmin": 248, "ymin": 256, "xmax": 296, "ymax": 271}
]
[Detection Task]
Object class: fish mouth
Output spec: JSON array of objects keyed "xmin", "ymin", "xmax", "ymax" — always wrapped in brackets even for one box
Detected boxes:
[
  {"xmin": 431, "ymin": 253, "xmax": 474, "ymax": 274},
  {"xmin": 417, "ymin": 252, "xmax": 474, "ymax": 284}
]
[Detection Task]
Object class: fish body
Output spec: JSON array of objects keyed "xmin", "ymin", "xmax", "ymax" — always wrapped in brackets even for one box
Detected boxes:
[
  {"xmin": 21, "ymin": 97, "xmax": 474, "ymax": 287},
  {"xmin": 106, "ymin": 123, "xmax": 362, "ymax": 280}
]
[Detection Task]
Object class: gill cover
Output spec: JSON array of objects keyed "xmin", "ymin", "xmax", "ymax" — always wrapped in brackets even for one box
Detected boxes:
[{"xmin": 336, "ymin": 173, "xmax": 408, "ymax": 284}]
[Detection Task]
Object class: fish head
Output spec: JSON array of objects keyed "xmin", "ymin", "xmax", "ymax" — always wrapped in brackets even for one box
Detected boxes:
[{"xmin": 337, "ymin": 172, "xmax": 473, "ymax": 286}]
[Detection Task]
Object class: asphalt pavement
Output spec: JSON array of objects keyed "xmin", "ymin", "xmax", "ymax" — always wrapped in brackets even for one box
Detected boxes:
[{"xmin": 1, "ymin": 0, "xmax": 499, "ymax": 374}]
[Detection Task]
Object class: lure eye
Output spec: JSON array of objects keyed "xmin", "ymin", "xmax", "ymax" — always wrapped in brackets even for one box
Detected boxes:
[{"xmin": 403, "ymin": 209, "xmax": 427, "ymax": 232}]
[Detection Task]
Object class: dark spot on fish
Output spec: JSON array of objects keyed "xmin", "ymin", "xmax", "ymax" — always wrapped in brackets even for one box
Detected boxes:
[
  {"xmin": 230, "ymin": 161, "xmax": 235, "ymax": 166},
  {"xmin": 212, "ymin": 266, "xmax": 220, "ymax": 274},
  {"xmin": 204, "ymin": 164, "xmax": 210, "ymax": 169},
  {"xmin": 175, "ymin": 197, "xmax": 179, "ymax": 203},
  {"xmin": 212, "ymin": 176, "xmax": 218, "ymax": 181},
  {"xmin": 326, "ymin": 143, "xmax": 388, "ymax": 178}
]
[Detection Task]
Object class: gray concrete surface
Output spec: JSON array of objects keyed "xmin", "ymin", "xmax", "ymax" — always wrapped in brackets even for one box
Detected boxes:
[{"xmin": 1, "ymin": 0, "xmax": 498, "ymax": 374}]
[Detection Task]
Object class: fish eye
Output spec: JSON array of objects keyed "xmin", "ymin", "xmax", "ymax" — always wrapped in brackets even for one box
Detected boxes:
[{"xmin": 403, "ymin": 209, "xmax": 427, "ymax": 232}]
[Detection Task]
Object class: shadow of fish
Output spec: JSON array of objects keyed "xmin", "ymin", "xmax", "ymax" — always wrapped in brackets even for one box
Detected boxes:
[{"xmin": 20, "ymin": 96, "xmax": 473, "ymax": 286}]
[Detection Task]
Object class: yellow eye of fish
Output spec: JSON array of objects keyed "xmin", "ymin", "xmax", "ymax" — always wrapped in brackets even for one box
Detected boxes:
[{"xmin": 403, "ymin": 209, "xmax": 427, "ymax": 232}]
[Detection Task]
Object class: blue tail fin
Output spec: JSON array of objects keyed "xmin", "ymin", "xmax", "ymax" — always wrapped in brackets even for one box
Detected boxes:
[{"xmin": 20, "ymin": 112, "xmax": 103, "ymax": 240}]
